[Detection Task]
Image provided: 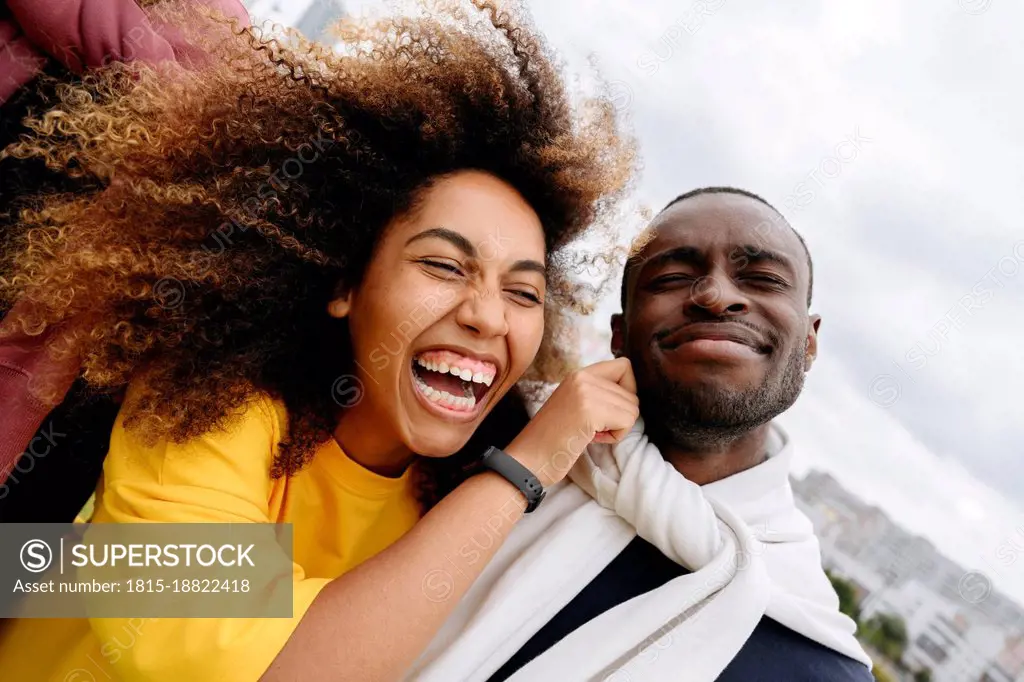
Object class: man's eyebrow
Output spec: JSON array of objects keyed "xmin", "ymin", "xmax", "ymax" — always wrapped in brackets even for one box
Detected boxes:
[
  {"xmin": 405, "ymin": 227, "xmax": 476, "ymax": 257},
  {"xmin": 639, "ymin": 246, "xmax": 704, "ymax": 273},
  {"xmin": 732, "ymin": 245, "xmax": 796, "ymax": 272}
]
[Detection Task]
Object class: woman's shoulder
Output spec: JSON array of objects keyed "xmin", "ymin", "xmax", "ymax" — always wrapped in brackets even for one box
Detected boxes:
[
  {"xmin": 96, "ymin": 390, "xmax": 293, "ymax": 523},
  {"xmin": 107, "ymin": 388, "xmax": 289, "ymax": 486}
]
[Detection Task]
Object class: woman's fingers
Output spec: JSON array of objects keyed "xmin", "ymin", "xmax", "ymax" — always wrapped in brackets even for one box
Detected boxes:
[
  {"xmin": 506, "ymin": 358, "xmax": 639, "ymax": 486},
  {"xmin": 583, "ymin": 383, "xmax": 640, "ymax": 426},
  {"xmin": 581, "ymin": 357, "xmax": 636, "ymax": 393},
  {"xmin": 579, "ymin": 362, "xmax": 639, "ymax": 444}
]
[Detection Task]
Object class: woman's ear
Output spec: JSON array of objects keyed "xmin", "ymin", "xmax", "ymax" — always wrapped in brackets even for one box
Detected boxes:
[{"xmin": 327, "ymin": 290, "xmax": 353, "ymax": 319}]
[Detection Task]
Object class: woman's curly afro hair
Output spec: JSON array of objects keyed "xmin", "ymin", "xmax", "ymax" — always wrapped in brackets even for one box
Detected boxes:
[{"xmin": 0, "ymin": 0, "xmax": 637, "ymax": 508}]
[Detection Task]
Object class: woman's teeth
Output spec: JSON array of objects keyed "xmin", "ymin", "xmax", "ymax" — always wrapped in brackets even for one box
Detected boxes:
[
  {"xmin": 412, "ymin": 351, "xmax": 498, "ymax": 413},
  {"xmin": 413, "ymin": 373, "xmax": 477, "ymax": 411},
  {"xmin": 414, "ymin": 356, "xmax": 495, "ymax": 386}
]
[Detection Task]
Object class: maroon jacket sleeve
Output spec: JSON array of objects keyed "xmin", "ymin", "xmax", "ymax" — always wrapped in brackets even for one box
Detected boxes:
[
  {"xmin": 0, "ymin": 0, "xmax": 250, "ymax": 483},
  {"xmin": 0, "ymin": 305, "xmax": 82, "ymax": 483},
  {"xmin": 0, "ymin": 12, "xmax": 49, "ymax": 103},
  {"xmin": 0, "ymin": 0, "xmax": 249, "ymax": 102}
]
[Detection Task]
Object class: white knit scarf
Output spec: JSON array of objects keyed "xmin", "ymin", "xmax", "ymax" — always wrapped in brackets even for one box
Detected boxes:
[{"xmin": 407, "ymin": 418, "xmax": 871, "ymax": 682}]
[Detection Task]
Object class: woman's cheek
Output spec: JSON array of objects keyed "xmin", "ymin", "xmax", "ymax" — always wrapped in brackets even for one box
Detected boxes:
[
  {"xmin": 509, "ymin": 308, "xmax": 546, "ymax": 373},
  {"xmin": 368, "ymin": 345, "xmax": 390, "ymax": 373}
]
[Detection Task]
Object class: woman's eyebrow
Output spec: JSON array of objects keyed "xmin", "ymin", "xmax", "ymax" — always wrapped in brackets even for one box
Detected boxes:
[
  {"xmin": 405, "ymin": 227, "xmax": 476, "ymax": 257},
  {"xmin": 509, "ymin": 259, "xmax": 546, "ymax": 275},
  {"xmin": 406, "ymin": 227, "xmax": 545, "ymax": 274}
]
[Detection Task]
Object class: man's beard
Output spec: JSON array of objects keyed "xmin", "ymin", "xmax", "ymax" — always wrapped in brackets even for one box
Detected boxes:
[{"xmin": 638, "ymin": 340, "xmax": 808, "ymax": 450}]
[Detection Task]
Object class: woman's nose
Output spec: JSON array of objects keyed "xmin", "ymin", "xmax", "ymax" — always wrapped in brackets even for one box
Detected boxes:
[{"xmin": 455, "ymin": 289, "xmax": 510, "ymax": 337}]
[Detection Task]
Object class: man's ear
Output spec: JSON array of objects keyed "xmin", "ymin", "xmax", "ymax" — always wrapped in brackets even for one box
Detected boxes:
[
  {"xmin": 328, "ymin": 289, "xmax": 354, "ymax": 319},
  {"xmin": 611, "ymin": 314, "xmax": 625, "ymax": 357},
  {"xmin": 804, "ymin": 314, "xmax": 821, "ymax": 371}
]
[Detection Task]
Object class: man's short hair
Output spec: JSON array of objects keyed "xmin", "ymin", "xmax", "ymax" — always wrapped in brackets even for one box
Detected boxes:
[{"xmin": 619, "ymin": 186, "xmax": 814, "ymax": 311}]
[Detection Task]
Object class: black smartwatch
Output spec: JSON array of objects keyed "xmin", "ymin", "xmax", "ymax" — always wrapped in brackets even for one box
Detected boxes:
[{"xmin": 478, "ymin": 446, "xmax": 546, "ymax": 513}]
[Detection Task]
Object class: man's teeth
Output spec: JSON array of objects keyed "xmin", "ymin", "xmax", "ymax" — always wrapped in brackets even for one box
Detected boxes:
[
  {"xmin": 414, "ymin": 356, "xmax": 495, "ymax": 386},
  {"xmin": 413, "ymin": 374, "xmax": 476, "ymax": 410}
]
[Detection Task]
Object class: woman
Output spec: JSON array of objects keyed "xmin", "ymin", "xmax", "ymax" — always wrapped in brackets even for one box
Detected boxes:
[{"xmin": 0, "ymin": 1, "xmax": 638, "ymax": 680}]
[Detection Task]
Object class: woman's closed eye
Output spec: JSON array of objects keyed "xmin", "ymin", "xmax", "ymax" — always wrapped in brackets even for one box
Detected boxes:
[
  {"xmin": 417, "ymin": 256, "xmax": 543, "ymax": 305},
  {"xmin": 418, "ymin": 258, "xmax": 465, "ymax": 278},
  {"xmin": 507, "ymin": 288, "xmax": 542, "ymax": 305}
]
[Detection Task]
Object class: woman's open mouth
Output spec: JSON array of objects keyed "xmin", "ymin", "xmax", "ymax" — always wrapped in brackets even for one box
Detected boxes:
[{"xmin": 411, "ymin": 349, "xmax": 498, "ymax": 416}]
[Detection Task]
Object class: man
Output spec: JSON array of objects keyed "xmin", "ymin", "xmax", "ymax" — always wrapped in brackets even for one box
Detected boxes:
[{"xmin": 409, "ymin": 188, "xmax": 873, "ymax": 681}]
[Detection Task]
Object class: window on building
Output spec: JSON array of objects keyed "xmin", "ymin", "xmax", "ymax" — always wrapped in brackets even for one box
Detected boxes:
[{"xmin": 915, "ymin": 634, "xmax": 948, "ymax": 664}]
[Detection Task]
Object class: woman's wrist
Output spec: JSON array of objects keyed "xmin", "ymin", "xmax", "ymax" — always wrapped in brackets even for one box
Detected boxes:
[
  {"xmin": 503, "ymin": 442, "xmax": 560, "ymax": 488},
  {"xmin": 452, "ymin": 468, "xmax": 532, "ymax": 522}
]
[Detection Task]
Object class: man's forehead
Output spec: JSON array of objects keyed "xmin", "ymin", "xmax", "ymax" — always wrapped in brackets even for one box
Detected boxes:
[{"xmin": 635, "ymin": 194, "xmax": 802, "ymax": 261}]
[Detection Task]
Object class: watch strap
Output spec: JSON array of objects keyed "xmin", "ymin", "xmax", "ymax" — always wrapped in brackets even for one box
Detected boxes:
[{"xmin": 478, "ymin": 446, "xmax": 546, "ymax": 513}]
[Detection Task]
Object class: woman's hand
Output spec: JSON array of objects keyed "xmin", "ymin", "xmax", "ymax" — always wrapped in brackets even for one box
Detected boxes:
[{"xmin": 505, "ymin": 357, "xmax": 639, "ymax": 486}]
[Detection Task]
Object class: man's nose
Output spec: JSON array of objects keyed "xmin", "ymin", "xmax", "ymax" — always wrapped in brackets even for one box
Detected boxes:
[{"xmin": 686, "ymin": 275, "xmax": 750, "ymax": 317}]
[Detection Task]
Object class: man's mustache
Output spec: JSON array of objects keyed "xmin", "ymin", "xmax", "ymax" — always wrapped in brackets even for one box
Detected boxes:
[{"xmin": 653, "ymin": 319, "xmax": 782, "ymax": 350}]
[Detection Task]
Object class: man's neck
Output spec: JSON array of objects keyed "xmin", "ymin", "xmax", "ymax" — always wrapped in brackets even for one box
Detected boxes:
[{"xmin": 653, "ymin": 422, "xmax": 772, "ymax": 486}]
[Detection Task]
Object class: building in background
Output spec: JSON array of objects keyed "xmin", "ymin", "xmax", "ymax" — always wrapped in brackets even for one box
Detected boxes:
[
  {"xmin": 861, "ymin": 581, "xmax": 1006, "ymax": 681},
  {"xmin": 242, "ymin": 0, "xmax": 347, "ymax": 40},
  {"xmin": 982, "ymin": 634, "xmax": 1024, "ymax": 681},
  {"xmin": 794, "ymin": 470, "xmax": 1024, "ymax": 681},
  {"xmin": 294, "ymin": 0, "xmax": 347, "ymax": 41}
]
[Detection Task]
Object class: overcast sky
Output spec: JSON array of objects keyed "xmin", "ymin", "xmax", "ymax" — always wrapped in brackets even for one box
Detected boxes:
[{"xmin": 257, "ymin": 0, "xmax": 1024, "ymax": 606}]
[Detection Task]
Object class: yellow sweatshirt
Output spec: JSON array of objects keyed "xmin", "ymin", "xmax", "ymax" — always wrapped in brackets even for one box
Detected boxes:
[{"xmin": 0, "ymin": 394, "xmax": 420, "ymax": 681}]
